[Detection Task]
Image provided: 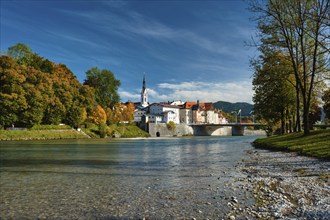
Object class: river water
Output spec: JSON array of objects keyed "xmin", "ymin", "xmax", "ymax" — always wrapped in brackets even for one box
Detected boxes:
[{"xmin": 0, "ymin": 136, "xmax": 262, "ymax": 219}]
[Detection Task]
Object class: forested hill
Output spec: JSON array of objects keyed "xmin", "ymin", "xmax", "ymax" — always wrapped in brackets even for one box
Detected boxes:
[{"xmin": 213, "ymin": 101, "xmax": 253, "ymax": 116}]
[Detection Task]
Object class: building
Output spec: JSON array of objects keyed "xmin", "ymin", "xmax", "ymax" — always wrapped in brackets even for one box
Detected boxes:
[
  {"xmin": 149, "ymin": 103, "xmax": 181, "ymax": 124},
  {"xmin": 179, "ymin": 101, "xmax": 224, "ymax": 124},
  {"xmin": 180, "ymin": 102, "xmax": 195, "ymax": 124}
]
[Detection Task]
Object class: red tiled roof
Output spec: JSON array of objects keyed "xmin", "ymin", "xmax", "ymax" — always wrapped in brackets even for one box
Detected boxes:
[{"xmin": 183, "ymin": 101, "xmax": 214, "ymax": 110}]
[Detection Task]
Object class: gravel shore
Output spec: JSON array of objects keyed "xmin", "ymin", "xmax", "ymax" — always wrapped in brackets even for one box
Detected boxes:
[{"xmin": 237, "ymin": 149, "xmax": 330, "ymax": 219}]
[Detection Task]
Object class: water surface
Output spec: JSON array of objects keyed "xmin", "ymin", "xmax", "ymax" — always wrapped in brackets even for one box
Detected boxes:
[{"xmin": 0, "ymin": 136, "xmax": 261, "ymax": 219}]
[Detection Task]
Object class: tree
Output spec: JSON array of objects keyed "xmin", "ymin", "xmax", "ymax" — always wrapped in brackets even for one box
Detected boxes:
[
  {"xmin": 84, "ymin": 67, "xmax": 121, "ymax": 109},
  {"xmin": 89, "ymin": 105, "xmax": 107, "ymax": 125},
  {"xmin": 250, "ymin": 0, "xmax": 330, "ymax": 135},
  {"xmin": 65, "ymin": 103, "xmax": 86, "ymax": 128},
  {"xmin": 167, "ymin": 121, "xmax": 176, "ymax": 130},
  {"xmin": 7, "ymin": 43, "xmax": 33, "ymax": 65},
  {"xmin": 322, "ymin": 88, "xmax": 330, "ymax": 120},
  {"xmin": 252, "ymin": 51, "xmax": 296, "ymax": 134},
  {"xmin": 124, "ymin": 102, "xmax": 135, "ymax": 122},
  {"xmin": 106, "ymin": 102, "xmax": 123, "ymax": 125},
  {"xmin": 79, "ymin": 85, "xmax": 97, "ymax": 114},
  {"xmin": 0, "ymin": 56, "xmax": 28, "ymax": 128}
]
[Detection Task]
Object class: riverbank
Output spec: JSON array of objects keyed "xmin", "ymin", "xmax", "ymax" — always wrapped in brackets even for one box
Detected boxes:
[
  {"xmin": 0, "ymin": 124, "xmax": 150, "ymax": 141},
  {"xmin": 0, "ymin": 129, "xmax": 89, "ymax": 141},
  {"xmin": 253, "ymin": 129, "xmax": 330, "ymax": 161},
  {"xmin": 237, "ymin": 149, "xmax": 330, "ymax": 219}
]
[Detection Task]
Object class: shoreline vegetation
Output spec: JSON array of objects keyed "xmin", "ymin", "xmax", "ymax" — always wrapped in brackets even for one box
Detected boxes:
[
  {"xmin": 253, "ymin": 129, "xmax": 330, "ymax": 161},
  {"xmin": 0, "ymin": 124, "xmax": 150, "ymax": 141}
]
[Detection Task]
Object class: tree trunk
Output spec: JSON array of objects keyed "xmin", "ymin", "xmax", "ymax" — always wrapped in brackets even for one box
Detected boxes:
[
  {"xmin": 295, "ymin": 85, "xmax": 301, "ymax": 132},
  {"xmin": 292, "ymin": 114, "xmax": 296, "ymax": 132},
  {"xmin": 281, "ymin": 110, "xmax": 285, "ymax": 135},
  {"xmin": 302, "ymin": 96, "xmax": 310, "ymax": 135}
]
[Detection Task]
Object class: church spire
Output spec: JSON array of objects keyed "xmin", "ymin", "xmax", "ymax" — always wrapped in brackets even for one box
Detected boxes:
[
  {"xmin": 141, "ymin": 73, "xmax": 148, "ymax": 107},
  {"xmin": 142, "ymin": 73, "xmax": 146, "ymax": 91}
]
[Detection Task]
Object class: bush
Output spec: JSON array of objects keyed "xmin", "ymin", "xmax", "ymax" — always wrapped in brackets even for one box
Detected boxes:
[
  {"xmin": 167, "ymin": 121, "xmax": 176, "ymax": 130},
  {"xmin": 99, "ymin": 123, "xmax": 107, "ymax": 138}
]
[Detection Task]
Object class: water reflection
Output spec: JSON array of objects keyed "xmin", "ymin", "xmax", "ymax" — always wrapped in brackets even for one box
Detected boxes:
[{"xmin": 0, "ymin": 136, "xmax": 262, "ymax": 219}]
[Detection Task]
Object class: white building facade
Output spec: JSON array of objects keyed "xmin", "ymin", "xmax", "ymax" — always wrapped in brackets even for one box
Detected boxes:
[{"xmin": 149, "ymin": 103, "xmax": 180, "ymax": 124}]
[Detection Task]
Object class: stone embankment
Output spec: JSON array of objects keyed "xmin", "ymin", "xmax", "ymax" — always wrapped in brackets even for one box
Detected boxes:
[{"xmin": 235, "ymin": 149, "xmax": 330, "ymax": 219}]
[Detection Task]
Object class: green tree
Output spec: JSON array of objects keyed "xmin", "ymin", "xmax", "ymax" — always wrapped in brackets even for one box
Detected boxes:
[
  {"xmin": 322, "ymin": 88, "xmax": 330, "ymax": 120},
  {"xmin": 250, "ymin": 0, "xmax": 330, "ymax": 135},
  {"xmin": 7, "ymin": 43, "xmax": 33, "ymax": 65},
  {"xmin": 252, "ymin": 51, "xmax": 296, "ymax": 135},
  {"xmin": 79, "ymin": 85, "xmax": 97, "ymax": 114},
  {"xmin": 84, "ymin": 67, "xmax": 121, "ymax": 108}
]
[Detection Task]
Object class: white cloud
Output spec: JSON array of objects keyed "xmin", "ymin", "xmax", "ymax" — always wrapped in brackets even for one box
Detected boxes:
[
  {"xmin": 120, "ymin": 81, "xmax": 253, "ymax": 104},
  {"xmin": 119, "ymin": 90, "xmax": 140, "ymax": 102}
]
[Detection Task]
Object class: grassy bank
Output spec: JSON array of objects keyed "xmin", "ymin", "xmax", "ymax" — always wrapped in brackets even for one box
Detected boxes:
[
  {"xmin": 83, "ymin": 124, "xmax": 150, "ymax": 138},
  {"xmin": 253, "ymin": 129, "xmax": 330, "ymax": 160},
  {"xmin": 0, "ymin": 129, "xmax": 88, "ymax": 141},
  {"xmin": 113, "ymin": 124, "xmax": 150, "ymax": 138},
  {"xmin": 0, "ymin": 123, "xmax": 150, "ymax": 141}
]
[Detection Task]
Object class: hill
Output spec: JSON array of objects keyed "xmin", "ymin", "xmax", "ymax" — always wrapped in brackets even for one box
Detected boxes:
[{"xmin": 213, "ymin": 101, "xmax": 253, "ymax": 116}]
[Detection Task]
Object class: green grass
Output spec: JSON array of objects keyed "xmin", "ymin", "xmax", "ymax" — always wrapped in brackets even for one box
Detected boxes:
[
  {"xmin": 1, "ymin": 123, "xmax": 150, "ymax": 140},
  {"xmin": 117, "ymin": 124, "xmax": 150, "ymax": 138},
  {"xmin": 81, "ymin": 123, "xmax": 150, "ymax": 138},
  {"xmin": 0, "ymin": 129, "xmax": 88, "ymax": 140},
  {"xmin": 253, "ymin": 130, "xmax": 330, "ymax": 160},
  {"xmin": 30, "ymin": 124, "xmax": 72, "ymax": 130}
]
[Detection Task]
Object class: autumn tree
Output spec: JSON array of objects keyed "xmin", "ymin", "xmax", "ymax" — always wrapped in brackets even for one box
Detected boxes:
[
  {"xmin": 106, "ymin": 102, "xmax": 123, "ymax": 125},
  {"xmin": 1, "ymin": 43, "xmax": 99, "ymax": 128},
  {"xmin": 19, "ymin": 66, "xmax": 53, "ymax": 127},
  {"xmin": 89, "ymin": 105, "xmax": 107, "ymax": 125},
  {"xmin": 84, "ymin": 67, "xmax": 121, "ymax": 109},
  {"xmin": 124, "ymin": 102, "xmax": 135, "ymax": 122},
  {"xmin": 0, "ymin": 56, "xmax": 28, "ymax": 128}
]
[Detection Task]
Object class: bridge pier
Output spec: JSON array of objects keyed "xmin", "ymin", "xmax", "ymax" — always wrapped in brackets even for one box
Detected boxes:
[{"xmin": 231, "ymin": 125, "xmax": 244, "ymax": 136}]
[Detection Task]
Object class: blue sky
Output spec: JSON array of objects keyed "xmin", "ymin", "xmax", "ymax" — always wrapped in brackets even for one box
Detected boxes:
[{"xmin": 1, "ymin": 0, "xmax": 258, "ymax": 103}]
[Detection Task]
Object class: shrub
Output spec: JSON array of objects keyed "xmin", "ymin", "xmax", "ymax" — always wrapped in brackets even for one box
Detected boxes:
[
  {"xmin": 167, "ymin": 121, "xmax": 176, "ymax": 130},
  {"xmin": 99, "ymin": 123, "xmax": 107, "ymax": 138}
]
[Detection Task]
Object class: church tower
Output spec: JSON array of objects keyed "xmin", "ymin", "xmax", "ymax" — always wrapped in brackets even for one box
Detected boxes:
[{"xmin": 141, "ymin": 74, "xmax": 148, "ymax": 107}]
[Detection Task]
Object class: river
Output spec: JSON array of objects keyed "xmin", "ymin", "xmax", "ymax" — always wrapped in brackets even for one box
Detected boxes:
[{"xmin": 0, "ymin": 136, "xmax": 262, "ymax": 219}]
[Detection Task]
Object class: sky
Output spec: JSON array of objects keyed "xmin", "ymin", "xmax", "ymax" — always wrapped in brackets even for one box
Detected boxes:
[{"xmin": 1, "ymin": 0, "xmax": 259, "ymax": 104}]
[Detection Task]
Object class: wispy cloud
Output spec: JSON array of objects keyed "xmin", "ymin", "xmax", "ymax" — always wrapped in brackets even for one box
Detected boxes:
[{"xmin": 120, "ymin": 80, "xmax": 253, "ymax": 104}]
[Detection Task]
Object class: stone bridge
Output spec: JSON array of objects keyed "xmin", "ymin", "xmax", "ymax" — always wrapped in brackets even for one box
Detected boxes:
[{"xmin": 190, "ymin": 123, "xmax": 264, "ymax": 136}]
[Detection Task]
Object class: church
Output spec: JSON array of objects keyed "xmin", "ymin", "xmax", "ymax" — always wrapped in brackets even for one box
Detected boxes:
[{"xmin": 134, "ymin": 75, "xmax": 149, "ymax": 122}]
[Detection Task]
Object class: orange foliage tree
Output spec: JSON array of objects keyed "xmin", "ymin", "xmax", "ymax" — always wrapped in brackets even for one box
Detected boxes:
[
  {"xmin": 106, "ymin": 102, "xmax": 135, "ymax": 125},
  {"xmin": 89, "ymin": 105, "xmax": 107, "ymax": 125}
]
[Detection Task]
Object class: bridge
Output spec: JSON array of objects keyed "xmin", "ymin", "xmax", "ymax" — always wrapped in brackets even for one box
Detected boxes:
[{"xmin": 189, "ymin": 123, "xmax": 265, "ymax": 136}]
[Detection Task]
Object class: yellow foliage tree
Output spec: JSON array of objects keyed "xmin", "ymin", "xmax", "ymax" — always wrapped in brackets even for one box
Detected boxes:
[
  {"xmin": 107, "ymin": 102, "xmax": 134, "ymax": 124},
  {"xmin": 123, "ymin": 102, "xmax": 135, "ymax": 122},
  {"xmin": 89, "ymin": 105, "xmax": 106, "ymax": 125}
]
